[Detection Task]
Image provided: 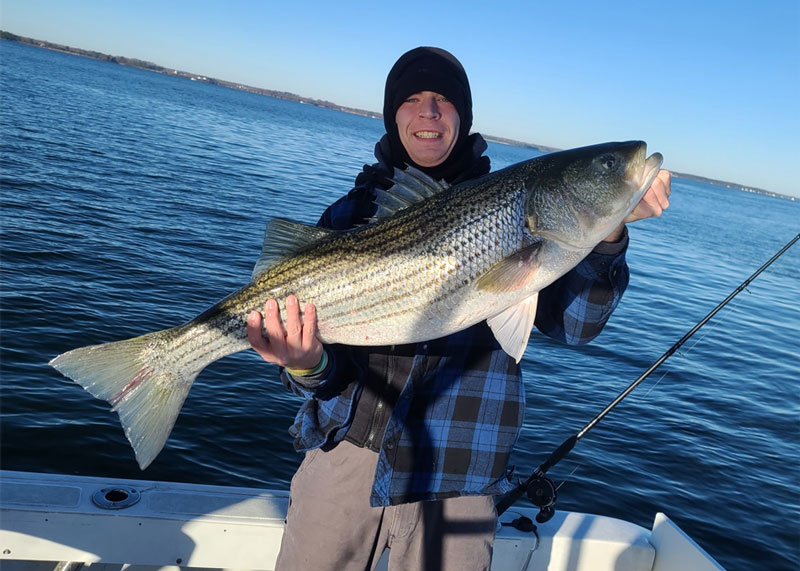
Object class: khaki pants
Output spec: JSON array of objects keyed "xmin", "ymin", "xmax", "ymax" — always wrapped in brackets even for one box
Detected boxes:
[{"xmin": 275, "ymin": 440, "xmax": 497, "ymax": 571}]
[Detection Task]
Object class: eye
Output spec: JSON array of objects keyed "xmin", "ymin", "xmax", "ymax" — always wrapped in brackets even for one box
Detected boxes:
[{"xmin": 600, "ymin": 155, "xmax": 617, "ymax": 171}]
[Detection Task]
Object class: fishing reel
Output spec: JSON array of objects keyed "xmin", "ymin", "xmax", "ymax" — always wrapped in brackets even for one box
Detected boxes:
[{"xmin": 525, "ymin": 474, "xmax": 558, "ymax": 523}]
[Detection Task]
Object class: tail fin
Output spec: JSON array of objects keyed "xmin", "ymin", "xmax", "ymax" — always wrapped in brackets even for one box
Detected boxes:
[{"xmin": 50, "ymin": 328, "xmax": 196, "ymax": 470}]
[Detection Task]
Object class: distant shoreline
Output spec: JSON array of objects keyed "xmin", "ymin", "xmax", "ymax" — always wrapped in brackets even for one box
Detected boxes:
[{"xmin": 2, "ymin": 31, "xmax": 793, "ymax": 201}]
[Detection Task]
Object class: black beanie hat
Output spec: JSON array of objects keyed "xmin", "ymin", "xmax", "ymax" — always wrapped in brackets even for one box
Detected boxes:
[{"xmin": 382, "ymin": 47, "xmax": 474, "ymax": 171}]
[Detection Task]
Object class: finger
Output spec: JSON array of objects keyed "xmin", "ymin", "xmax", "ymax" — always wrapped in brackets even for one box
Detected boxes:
[
  {"xmin": 657, "ymin": 170, "xmax": 672, "ymax": 196},
  {"xmin": 263, "ymin": 299, "xmax": 288, "ymax": 361},
  {"xmin": 642, "ymin": 189, "xmax": 664, "ymax": 218},
  {"xmin": 302, "ymin": 303, "xmax": 319, "ymax": 351},
  {"xmin": 247, "ymin": 310, "xmax": 275, "ymax": 361},
  {"xmin": 284, "ymin": 295, "xmax": 303, "ymax": 341},
  {"xmin": 656, "ymin": 170, "xmax": 671, "ymax": 209},
  {"xmin": 283, "ymin": 296, "xmax": 310, "ymax": 364},
  {"xmin": 625, "ymin": 192, "xmax": 660, "ymax": 224},
  {"xmin": 246, "ymin": 310, "xmax": 265, "ymax": 349},
  {"xmin": 658, "ymin": 190, "xmax": 670, "ymax": 211}
]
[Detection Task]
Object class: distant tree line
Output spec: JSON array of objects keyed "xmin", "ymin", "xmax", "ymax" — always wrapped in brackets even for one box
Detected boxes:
[
  {"xmin": 0, "ymin": 31, "xmax": 788, "ymax": 198},
  {"xmin": 2, "ymin": 30, "xmax": 169, "ymax": 72}
]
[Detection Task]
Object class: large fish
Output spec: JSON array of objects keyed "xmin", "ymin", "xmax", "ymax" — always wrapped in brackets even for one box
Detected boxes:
[{"xmin": 51, "ymin": 141, "xmax": 663, "ymax": 469}]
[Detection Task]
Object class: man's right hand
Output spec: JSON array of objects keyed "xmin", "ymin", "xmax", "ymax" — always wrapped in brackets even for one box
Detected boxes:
[{"xmin": 247, "ymin": 295, "xmax": 324, "ymax": 371}]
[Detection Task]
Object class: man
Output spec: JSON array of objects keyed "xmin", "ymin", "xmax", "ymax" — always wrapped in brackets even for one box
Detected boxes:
[{"xmin": 247, "ymin": 47, "xmax": 670, "ymax": 570}]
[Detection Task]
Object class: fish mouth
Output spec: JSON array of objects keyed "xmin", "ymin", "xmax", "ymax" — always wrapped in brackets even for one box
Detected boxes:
[
  {"xmin": 623, "ymin": 146, "xmax": 663, "ymax": 209},
  {"xmin": 614, "ymin": 147, "xmax": 663, "ymax": 229},
  {"xmin": 640, "ymin": 151, "xmax": 664, "ymax": 193}
]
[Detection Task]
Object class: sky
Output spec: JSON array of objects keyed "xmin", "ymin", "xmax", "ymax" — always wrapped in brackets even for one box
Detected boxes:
[{"xmin": 2, "ymin": 0, "xmax": 799, "ymax": 197}]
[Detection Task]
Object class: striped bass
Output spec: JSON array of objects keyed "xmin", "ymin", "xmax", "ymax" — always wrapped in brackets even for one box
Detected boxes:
[{"xmin": 50, "ymin": 141, "xmax": 663, "ymax": 469}]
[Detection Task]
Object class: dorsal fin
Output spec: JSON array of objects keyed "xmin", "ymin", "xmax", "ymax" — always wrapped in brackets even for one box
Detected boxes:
[
  {"xmin": 368, "ymin": 166, "xmax": 450, "ymax": 222},
  {"xmin": 252, "ymin": 218, "xmax": 336, "ymax": 279}
]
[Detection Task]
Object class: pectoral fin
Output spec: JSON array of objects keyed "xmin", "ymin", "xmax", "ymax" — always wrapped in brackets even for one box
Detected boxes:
[
  {"xmin": 474, "ymin": 242, "xmax": 543, "ymax": 293},
  {"xmin": 486, "ymin": 294, "xmax": 539, "ymax": 363}
]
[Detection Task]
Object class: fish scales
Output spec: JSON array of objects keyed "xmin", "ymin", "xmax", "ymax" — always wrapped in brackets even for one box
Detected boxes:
[{"xmin": 258, "ymin": 178, "xmax": 529, "ymax": 342}]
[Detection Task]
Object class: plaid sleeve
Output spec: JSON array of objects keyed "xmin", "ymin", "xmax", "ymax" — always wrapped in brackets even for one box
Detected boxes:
[
  {"xmin": 281, "ymin": 345, "xmax": 368, "ymax": 451},
  {"xmin": 535, "ymin": 228, "xmax": 630, "ymax": 345}
]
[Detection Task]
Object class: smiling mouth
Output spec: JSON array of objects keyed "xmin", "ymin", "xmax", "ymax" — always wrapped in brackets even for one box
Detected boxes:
[{"xmin": 415, "ymin": 131, "xmax": 442, "ymax": 139}]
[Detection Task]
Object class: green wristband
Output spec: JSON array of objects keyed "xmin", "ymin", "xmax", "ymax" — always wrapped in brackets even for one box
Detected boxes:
[{"xmin": 286, "ymin": 350, "xmax": 328, "ymax": 377}]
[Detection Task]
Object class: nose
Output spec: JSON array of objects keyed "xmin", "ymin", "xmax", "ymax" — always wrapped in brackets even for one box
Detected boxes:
[{"xmin": 418, "ymin": 96, "xmax": 441, "ymax": 119}]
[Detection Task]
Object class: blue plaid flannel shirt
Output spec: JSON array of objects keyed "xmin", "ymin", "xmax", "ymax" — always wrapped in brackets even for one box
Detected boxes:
[{"xmin": 280, "ymin": 154, "xmax": 630, "ymax": 507}]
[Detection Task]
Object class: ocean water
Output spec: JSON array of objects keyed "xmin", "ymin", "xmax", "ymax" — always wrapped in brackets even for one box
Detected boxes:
[{"xmin": 1, "ymin": 40, "xmax": 798, "ymax": 570}]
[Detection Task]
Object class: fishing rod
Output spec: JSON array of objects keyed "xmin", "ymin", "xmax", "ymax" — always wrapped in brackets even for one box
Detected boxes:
[{"xmin": 496, "ymin": 232, "xmax": 800, "ymax": 520}]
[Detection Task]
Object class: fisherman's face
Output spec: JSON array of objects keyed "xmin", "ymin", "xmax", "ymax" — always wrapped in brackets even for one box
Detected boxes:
[{"xmin": 395, "ymin": 91, "xmax": 460, "ymax": 167}]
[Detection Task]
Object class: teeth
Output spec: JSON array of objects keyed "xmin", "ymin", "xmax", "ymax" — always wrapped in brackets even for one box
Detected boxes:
[{"xmin": 415, "ymin": 131, "xmax": 441, "ymax": 139}]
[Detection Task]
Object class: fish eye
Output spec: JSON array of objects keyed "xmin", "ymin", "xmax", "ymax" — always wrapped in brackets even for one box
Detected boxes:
[{"xmin": 600, "ymin": 155, "xmax": 617, "ymax": 171}]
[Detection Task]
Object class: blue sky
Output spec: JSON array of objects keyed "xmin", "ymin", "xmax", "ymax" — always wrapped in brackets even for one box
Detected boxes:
[{"xmin": 3, "ymin": 0, "xmax": 799, "ymax": 197}]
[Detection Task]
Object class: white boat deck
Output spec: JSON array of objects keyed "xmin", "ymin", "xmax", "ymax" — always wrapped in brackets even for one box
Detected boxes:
[{"xmin": 0, "ymin": 470, "xmax": 724, "ymax": 570}]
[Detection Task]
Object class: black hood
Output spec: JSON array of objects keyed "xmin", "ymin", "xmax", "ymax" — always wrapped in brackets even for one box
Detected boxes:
[{"xmin": 382, "ymin": 47, "xmax": 476, "ymax": 182}]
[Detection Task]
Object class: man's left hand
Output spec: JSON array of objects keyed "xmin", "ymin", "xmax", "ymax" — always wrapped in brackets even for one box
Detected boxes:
[{"xmin": 603, "ymin": 169, "xmax": 672, "ymax": 242}]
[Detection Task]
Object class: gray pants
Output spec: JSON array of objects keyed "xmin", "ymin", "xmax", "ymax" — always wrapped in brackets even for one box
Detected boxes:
[{"xmin": 275, "ymin": 440, "xmax": 497, "ymax": 571}]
